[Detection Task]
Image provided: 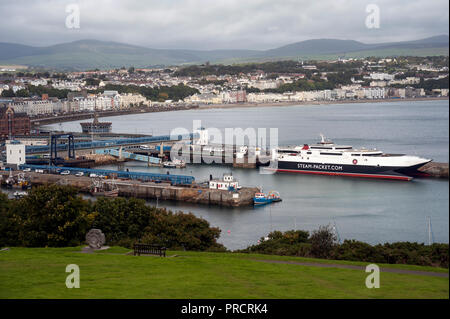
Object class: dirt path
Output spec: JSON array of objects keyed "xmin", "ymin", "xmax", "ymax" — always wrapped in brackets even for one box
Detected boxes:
[{"xmin": 250, "ymin": 259, "xmax": 449, "ymax": 278}]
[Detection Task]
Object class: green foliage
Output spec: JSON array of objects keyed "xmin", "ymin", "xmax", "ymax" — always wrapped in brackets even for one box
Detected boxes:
[
  {"xmin": 239, "ymin": 229, "xmax": 449, "ymax": 268},
  {"xmin": 174, "ymin": 60, "xmax": 363, "ymax": 77},
  {"xmin": 0, "ymin": 185, "xmax": 92, "ymax": 247},
  {"xmin": 91, "ymin": 196, "xmax": 223, "ymax": 250},
  {"xmin": 242, "ymin": 230, "xmax": 311, "ymax": 256},
  {"xmin": 417, "ymin": 76, "xmax": 449, "ymax": 92},
  {"xmin": 14, "ymin": 89, "xmax": 30, "ymax": 97},
  {"xmin": 0, "ymin": 185, "xmax": 224, "ymax": 251},
  {"xmin": 310, "ymin": 225, "xmax": 337, "ymax": 258},
  {"xmin": 0, "ymin": 89, "xmax": 15, "ymax": 97},
  {"xmin": 1, "ymin": 85, "xmax": 72, "ymax": 99},
  {"xmin": 97, "ymin": 83, "xmax": 199, "ymax": 102},
  {"xmin": 84, "ymin": 78, "xmax": 100, "ymax": 86}
]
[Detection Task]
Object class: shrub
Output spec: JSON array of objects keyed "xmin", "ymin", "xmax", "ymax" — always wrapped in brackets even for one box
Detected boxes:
[
  {"xmin": 239, "ymin": 228, "xmax": 449, "ymax": 268},
  {"xmin": 310, "ymin": 225, "xmax": 337, "ymax": 259},
  {"xmin": 7, "ymin": 185, "xmax": 93, "ymax": 247},
  {"xmin": 0, "ymin": 185, "xmax": 225, "ymax": 251}
]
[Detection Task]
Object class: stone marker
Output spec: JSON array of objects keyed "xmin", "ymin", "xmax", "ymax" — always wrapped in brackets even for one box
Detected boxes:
[{"xmin": 86, "ymin": 229, "xmax": 106, "ymax": 249}]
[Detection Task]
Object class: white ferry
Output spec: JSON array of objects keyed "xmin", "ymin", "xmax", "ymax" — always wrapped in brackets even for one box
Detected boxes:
[{"xmin": 272, "ymin": 135, "xmax": 431, "ymax": 181}]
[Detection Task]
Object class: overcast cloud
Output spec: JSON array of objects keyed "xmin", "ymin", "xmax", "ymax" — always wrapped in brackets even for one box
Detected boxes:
[{"xmin": 0, "ymin": 0, "xmax": 448, "ymax": 49}]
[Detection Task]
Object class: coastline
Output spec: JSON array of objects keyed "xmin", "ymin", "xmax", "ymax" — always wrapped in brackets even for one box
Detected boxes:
[
  {"xmin": 34, "ymin": 97, "xmax": 448, "ymax": 126},
  {"xmin": 197, "ymin": 96, "xmax": 449, "ymax": 110}
]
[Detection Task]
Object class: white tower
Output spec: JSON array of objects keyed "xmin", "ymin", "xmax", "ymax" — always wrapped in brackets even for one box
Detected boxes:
[{"xmin": 195, "ymin": 127, "xmax": 209, "ymax": 146}]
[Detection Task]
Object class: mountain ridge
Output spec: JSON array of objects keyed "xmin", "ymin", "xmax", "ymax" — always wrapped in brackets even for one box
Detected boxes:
[{"xmin": 0, "ymin": 35, "xmax": 448, "ymax": 70}]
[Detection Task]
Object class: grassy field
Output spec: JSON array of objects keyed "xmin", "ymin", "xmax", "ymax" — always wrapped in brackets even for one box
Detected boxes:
[{"xmin": 0, "ymin": 247, "xmax": 448, "ymax": 299}]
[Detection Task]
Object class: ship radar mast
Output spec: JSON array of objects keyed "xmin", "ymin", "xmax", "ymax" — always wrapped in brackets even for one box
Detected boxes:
[{"xmin": 319, "ymin": 133, "xmax": 333, "ymax": 145}]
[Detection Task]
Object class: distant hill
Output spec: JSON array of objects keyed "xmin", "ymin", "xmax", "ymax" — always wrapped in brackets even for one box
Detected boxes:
[{"xmin": 0, "ymin": 35, "xmax": 448, "ymax": 70}]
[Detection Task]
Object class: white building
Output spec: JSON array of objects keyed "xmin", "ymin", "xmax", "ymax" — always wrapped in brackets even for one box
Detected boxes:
[
  {"xmin": 209, "ymin": 174, "xmax": 240, "ymax": 190},
  {"xmin": 77, "ymin": 97, "xmax": 97, "ymax": 112},
  {"xmin": 370, "ymin": 73, "xmax": 395, "ymax": 81},
  {"xmin": 6, "ymin": 143, "xmax": 26, "ymax": 165},
  {"xmin": 9, "ymin": 100, "xmax": 57, "ymax": 116},
  {"xmin": 248, "ymin": 80, "xmax": 279, "ymax": 90},
  {"xmin": 119, "ymin": 93, "xmax": 149, "ymax": 108}
]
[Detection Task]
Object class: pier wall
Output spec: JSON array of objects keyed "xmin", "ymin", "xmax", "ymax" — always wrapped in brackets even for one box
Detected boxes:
[
  {"xmin": 418, "ymin": 162, "xmax": 449, "ymax": 179},
  {"xmin": 0, "ymin": 171, "xmax": 257, "ymax": 207}
]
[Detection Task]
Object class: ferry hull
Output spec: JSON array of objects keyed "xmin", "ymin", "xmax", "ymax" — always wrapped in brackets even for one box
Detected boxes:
[{"xmin": 273, "ymin": 161, "xmax": 429, "ymax": 181}]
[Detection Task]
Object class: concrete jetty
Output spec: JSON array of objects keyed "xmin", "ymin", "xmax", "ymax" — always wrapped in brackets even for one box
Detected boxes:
[
  {"xmin": 418, "ymin": 162, "xmax": 449, "ymax": 179},
  {"xmin": 0, "ymin": 171, "xmax": 258, "ymax": 207}
]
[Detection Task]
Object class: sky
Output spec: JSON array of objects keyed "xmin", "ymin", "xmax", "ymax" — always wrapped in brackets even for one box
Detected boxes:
[{"xmin": 0, "ymin": 0, "xmax": 448, "ymax": 50}]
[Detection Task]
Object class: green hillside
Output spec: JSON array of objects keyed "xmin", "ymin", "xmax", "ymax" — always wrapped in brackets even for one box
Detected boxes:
[
  {"xmin": 0, "ymin": 36, "xmax": 448, "ymax": 70},
  {"xmin": 0, "ymin": 247, "xmax": 448, "ymax": 299}
]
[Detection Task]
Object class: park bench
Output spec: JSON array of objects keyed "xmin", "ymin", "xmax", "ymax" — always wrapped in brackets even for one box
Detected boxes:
[{"xmin": 133, "ymin": 243, "xmax": 166, "ymax": 257}]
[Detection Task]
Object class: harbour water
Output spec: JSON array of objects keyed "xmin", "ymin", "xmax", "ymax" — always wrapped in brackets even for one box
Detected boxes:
[{"xmin": 44, "ymin": 100, "xmax": 449, "ymax": 250}]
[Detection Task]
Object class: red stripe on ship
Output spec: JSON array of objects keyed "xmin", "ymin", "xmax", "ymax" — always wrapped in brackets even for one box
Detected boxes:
[{"xmin": 274, "ymin": 169, "xmax": 412, "ymax": 181}]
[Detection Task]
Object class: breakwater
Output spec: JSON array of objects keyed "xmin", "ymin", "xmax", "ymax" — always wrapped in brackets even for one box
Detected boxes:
[
  {"xmin": 419, "ymin": 162, "xmax": 449, "ymax": 179},
  {"xmin": 0, "ymin": 171, "xmax": 258, "ymax": 207},
  {"xmin": 30, "ymin": 105, "xmax": 199, "ymax": 126}
]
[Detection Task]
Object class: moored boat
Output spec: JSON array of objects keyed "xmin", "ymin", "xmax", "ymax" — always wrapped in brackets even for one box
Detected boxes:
[
  {"xmin": 13, "ymin": 191, "xmax": 28, "ymax": 199},
  {"xmin": 253, "ymin": 191, "xmax": 282, "ymax": 206},
  {"xmin": 163, "ymin": 159, "xmax": 186, "ymax": 168},
  {"xmin": 90, "ymin": 188, "xmax": 119, "ymax": 198},
  {"xmin": 270, "ymin": 135, "xmax": 431, "ymax": 181}
]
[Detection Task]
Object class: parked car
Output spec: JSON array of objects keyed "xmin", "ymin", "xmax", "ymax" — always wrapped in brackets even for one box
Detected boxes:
[
  {"xmin": 89, "ymin": 173, "xmax": 98, "ymax": 178},
  {"xmin": 75, "ymin": 172, "xmax": 84, "ymax": 177},
  {"xmin": 23, "ymin": 168, "xmax": 31, "ymax": 172},
  {"xmin": 60, "ymin": 170, "xmax": 71, "ymax": 175},
  {"xmin": 35, "ymin": 169, "xmax": 44, "ymax": 173}
]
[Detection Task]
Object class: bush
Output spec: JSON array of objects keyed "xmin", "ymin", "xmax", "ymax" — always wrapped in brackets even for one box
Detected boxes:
[
  {"xmin": 238, "ymin": 230, "xmax": 311, "ymax": 256},
  {"xmin": 310, "ymin": 225, "xmax": 337, "ymax": 259},
  {"xmin": 4, "ymin": 185, "xmax": 93, "ymax": 247},
  {"xmin": 0, "ymin": 185, "xmax": 225, "ymax": 251},
  {"xmin": 239, "ymin": 228, "xmax": 449, "ymax": 268}
]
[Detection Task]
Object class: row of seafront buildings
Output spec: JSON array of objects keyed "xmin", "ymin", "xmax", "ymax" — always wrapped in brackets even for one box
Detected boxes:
[
  {"xmin": 3, "ymin": 91, "xmax": 150, "ymax": 117},
  {"xmin": 184, "ymin": 86, "xmax": 430, "ymax": 105}
]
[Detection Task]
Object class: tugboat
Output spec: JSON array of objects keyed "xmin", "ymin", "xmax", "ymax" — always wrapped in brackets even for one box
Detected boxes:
[{"xmin": 253, "ymin": 191, "xmax": 282, "ymax": 206}]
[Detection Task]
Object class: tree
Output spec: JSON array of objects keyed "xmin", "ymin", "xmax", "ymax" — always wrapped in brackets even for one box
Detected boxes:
[
  {"xmin": 15, "ymin": 89, "xmax": 30, "ymax": 97},
  {"xmin": 309, "ymin": 225, "xmax": 337, "ymax": 259},
  {"xmin": 85, "ymin": 78, "xmax": 100, "ymax": 86},
  {"xmin": 11, "ymin": 185, "xmax": 94, "ymax": 247},
  {"xmin": 0, "ymin": 185, "xmax": 225, "ymax": 251},
  {"xmin": 1, "ymin": 89, "xmax": 15, "ymax": 97},
  {"xmin": 158, "ymin": 92, "xmax": 169, "ymax": 102}
]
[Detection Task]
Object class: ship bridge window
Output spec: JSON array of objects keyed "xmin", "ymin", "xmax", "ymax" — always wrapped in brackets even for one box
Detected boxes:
[
  {"xmin": 320, "ymin": 152, "xmax": 342, "ymax": 156},
  {"xmin": 311, "ymin": 146, "xmax": 332, "ymax": 150},
  {"xmin": 307, "ymin": 151, "xmax": 312, "ymax": 154},
  {"xmin": 362, "ymin": 153, "xmax": 382, "ymax": 156}
]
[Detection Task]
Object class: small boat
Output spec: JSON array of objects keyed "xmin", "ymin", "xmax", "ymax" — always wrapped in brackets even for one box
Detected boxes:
[
  {"xmin": 253, "ymin": 191, "xmax": 282, "ymax": 206},
  {"xmin": 163, "ymin": 161, "xmax": 177, "ymax": 168},
  {"xmin": 13, "ymin": 191, "xmax": 28, "ymax": 199},
  {"xmin": 163, "ymin": 159, "xmax": 186, "ymax": 168},
  {"xmin": 89, "ymin": 179, "xmax": 119, "ymax": 198},
  {"xmin": 90, "ymin": 188, "xmax": 119, "ymax": 198}
]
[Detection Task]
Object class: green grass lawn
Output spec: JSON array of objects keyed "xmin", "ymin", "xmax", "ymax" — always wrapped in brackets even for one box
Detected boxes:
[{"xmin": 0, "ymin": 247, "xmax": 448, "ymax": 299}]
